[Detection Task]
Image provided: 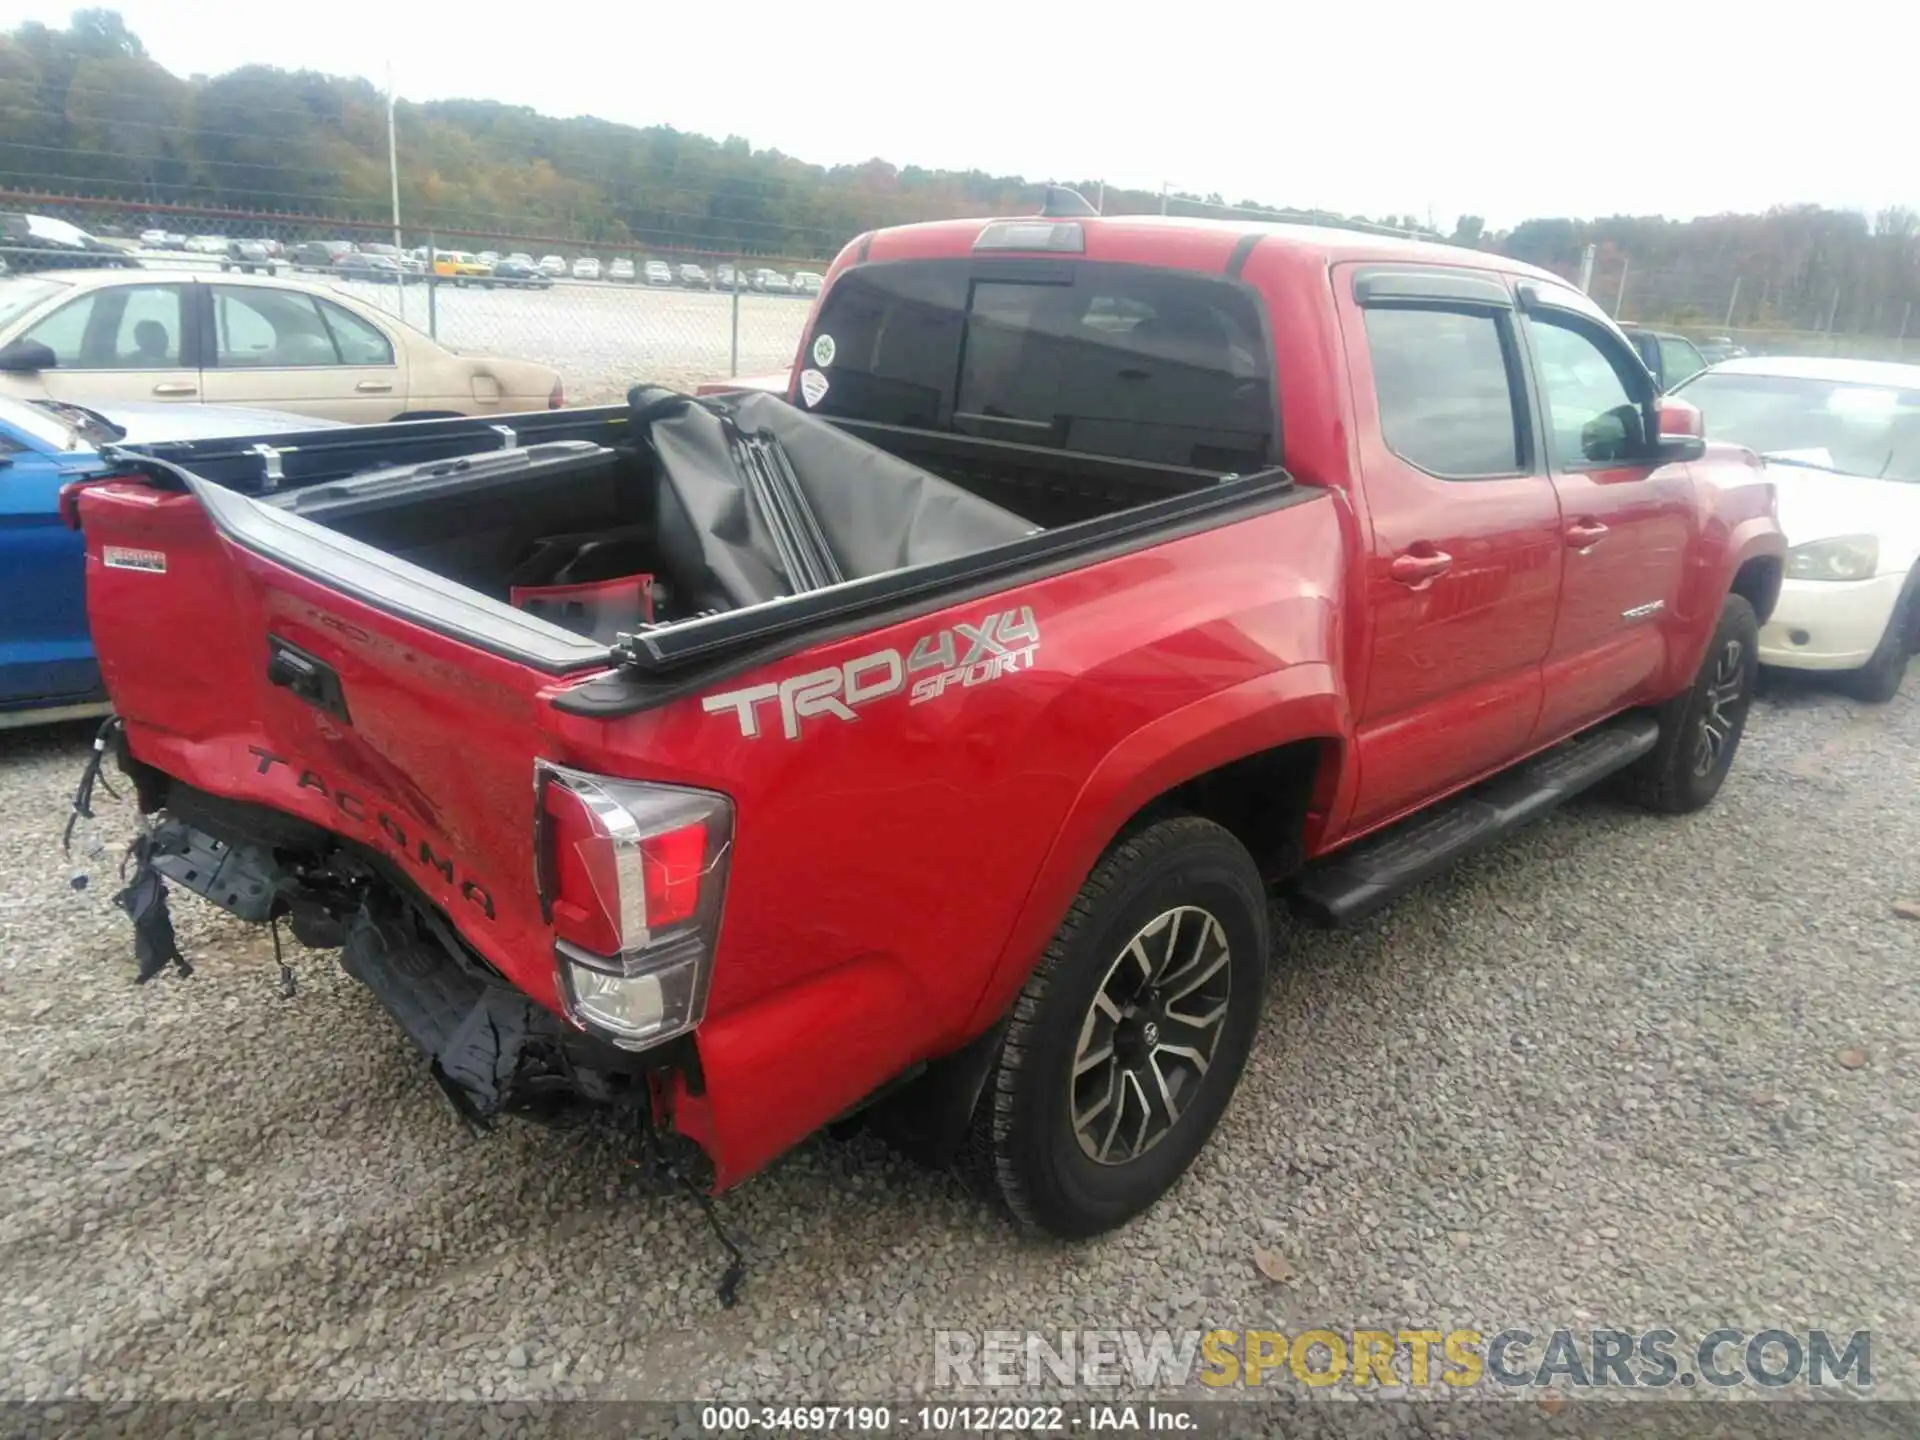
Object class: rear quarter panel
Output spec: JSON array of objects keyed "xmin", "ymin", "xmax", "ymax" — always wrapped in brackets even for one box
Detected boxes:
[
  {"xmin": 80, "ymin": 477, "xmax": 1349, "ymax": 1192},
  {"xmin": 574, "ymin": 494, "xmax": 1349, "ymax": 1185}
]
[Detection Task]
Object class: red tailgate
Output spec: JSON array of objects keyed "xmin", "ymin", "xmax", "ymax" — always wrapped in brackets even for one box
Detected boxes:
[{"xmin": 80, "ymin": 481, "xmax": 574, "ymax": 1012}]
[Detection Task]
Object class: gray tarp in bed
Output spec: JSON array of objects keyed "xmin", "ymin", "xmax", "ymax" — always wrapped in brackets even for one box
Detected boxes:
[{"xmin": 630, "ymin": 384, "xmax": 1039, "ymax": 613}]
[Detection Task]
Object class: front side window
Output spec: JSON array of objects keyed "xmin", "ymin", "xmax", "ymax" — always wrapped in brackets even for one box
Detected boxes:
[
  {"xmin": 20, "ymin": 284, "xmax": 186, "ymax": 369},
  {"xmin": 0, "ymin": 277, "xmax": 70, "ymax": 332},
  {"xmin": 1527, "ymin": 316, "xmax": 1648, "ymax": 466},
  {"xmin": 806, "ymin": 259, "xmax": 1273, "ymax": 471},
  {"xmin": 1361, "ymin": 305, "xmax": 1523, "ymax": 479}
]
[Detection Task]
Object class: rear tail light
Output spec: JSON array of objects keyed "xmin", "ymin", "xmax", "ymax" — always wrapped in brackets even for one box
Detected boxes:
[
  {"xmin": 535, "ymin": 761, "xmax": 733, "ymax": 1050},
  {"xmin": 549, "ymin": 378, "xmax": 565, "ymax": 409}
]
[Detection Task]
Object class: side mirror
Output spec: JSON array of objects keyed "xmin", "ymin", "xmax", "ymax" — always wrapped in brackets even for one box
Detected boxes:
[
  {"xmin": 1652, "ymin": 394, "xmax": 1707, "ymax": 461},
  {"xmin": 0, "ymin": 338, "xmax": 54, "ymax": 374}
]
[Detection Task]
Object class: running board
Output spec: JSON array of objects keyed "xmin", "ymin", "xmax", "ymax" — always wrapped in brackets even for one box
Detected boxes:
[{"xmin": 1290, "ymin": 713, "xmax": 1661, "ymax": 928}]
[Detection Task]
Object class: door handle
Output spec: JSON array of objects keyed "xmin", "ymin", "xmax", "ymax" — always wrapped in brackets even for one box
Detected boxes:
[
  {"xmin": 1390, "ymin": 549, "xmax": 1453, "ymax": 587},
  {"xmin": 151, "ymin": 382, "xmax": 196, "ymax": 396},
  {"xmin": 1566, "ymin": 521, "xmax": 1610, "ymax": 550},
  {"xmin": 354, "ymin": 380, "xmax": 394, "ymax": 393}
]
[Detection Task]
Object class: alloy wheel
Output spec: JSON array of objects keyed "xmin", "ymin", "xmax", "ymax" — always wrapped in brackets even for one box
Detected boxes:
[
  {"xmin": 1692, "ymin": 637, "xmax": 1748, "ymax": 777},
  {"xmin": 1070, "ymin": 906, "xmax": 1233, "ymax": 1166}
]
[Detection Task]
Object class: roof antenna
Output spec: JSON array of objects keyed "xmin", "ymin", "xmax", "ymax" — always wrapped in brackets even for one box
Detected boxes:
[{"xmin": 1039, "ymin": 185, "xmax": 1099, "ymax": 219}]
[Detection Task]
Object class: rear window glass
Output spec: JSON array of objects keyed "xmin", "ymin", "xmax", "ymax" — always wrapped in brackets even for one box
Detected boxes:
[{"xmin": 804, "ymin": 260, "xmax": 1274, "ymax": 472}]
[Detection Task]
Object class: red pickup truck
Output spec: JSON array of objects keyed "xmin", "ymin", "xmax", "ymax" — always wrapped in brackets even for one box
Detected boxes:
[{"xmin": 70, "ymin": 202, "xmax": 1784, "ymax": 1277}]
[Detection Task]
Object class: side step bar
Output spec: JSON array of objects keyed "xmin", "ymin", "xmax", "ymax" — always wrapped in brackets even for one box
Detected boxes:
[{"xmin": 1290, "ymin": 713, "xmax": 1661, "ymax": 928}]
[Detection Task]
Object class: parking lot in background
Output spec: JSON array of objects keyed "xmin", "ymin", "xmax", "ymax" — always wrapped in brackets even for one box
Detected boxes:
[
  {"xmin": 140, "ymin": 248, "xmax": 813, "ymax": 403},
  {"xmin": 339, "ymin": 277, "xmax": 810, "ymax": 403},
  {"xmin": 2, "ymin": 672, "xmax": 1915, "ymax": 1402}
]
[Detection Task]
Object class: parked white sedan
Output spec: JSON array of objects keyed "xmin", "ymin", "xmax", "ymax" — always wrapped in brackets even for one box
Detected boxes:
[
  {"xmin": 1674, "ymin": 356, "xmax": 1920, "ymax": 700},
  {"xmin": 0, "ymin": 269, "xmax": 562, "ymax": 424}
]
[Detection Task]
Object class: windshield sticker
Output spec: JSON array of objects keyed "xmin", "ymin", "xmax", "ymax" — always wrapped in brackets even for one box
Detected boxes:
[
  {"xmin": 799, "ymin": 368, "xmax": 830, "ymax": 407},
  {"xmin": 102, "ymin": 545, "xmax": 166, "ymax": 573},
  {"xmin": 703, "ymin": 605, "xmax": 1042, "ymax": 741},
  {"xmin": 811, "ymin": 333, "xmax": 836, "ymax": 368}
]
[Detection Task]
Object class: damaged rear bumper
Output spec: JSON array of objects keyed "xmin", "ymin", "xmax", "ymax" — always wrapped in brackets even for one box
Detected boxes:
[
  {"xmin": 133, "ymin": 812, "xmax": 679, "ymax": 1131},
  {"xmin": 339, "ymin": 891, "xmax": 659, "ymax": 1127}
]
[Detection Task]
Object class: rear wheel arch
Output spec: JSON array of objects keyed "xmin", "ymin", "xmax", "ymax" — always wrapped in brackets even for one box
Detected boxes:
[
  {"xmin": 1116, "ymin": 736, "xmax": 1338, "ymax": 883},
  {"xmin": 964, "ymin": 713, "xmax": 1344, "ymax": 1039}
]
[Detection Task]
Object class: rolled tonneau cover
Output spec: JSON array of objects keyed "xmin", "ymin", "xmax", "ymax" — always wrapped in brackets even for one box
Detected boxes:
[{"xmin": 630, "ymin": 384, "xmax": 1040, "ymax": 614}]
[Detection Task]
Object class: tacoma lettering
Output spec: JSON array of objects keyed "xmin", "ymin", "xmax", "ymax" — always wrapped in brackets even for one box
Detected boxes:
[{"xmin": 246, "ymin": 745, "xmax": 496, "ymax": 920}]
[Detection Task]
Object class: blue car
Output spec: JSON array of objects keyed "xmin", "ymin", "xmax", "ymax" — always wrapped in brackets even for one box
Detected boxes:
[{"xmin": 1, "ymin": 395, "xmax": 342, "ymax": 728}]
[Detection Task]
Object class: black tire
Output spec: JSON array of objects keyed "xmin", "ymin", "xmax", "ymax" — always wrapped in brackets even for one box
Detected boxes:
[
  {"xmin": 967, "ymin": 815, "xmax": 1270, "ymax": 1239},
  {"xmin": 1842, "ymin": 575, "xmax": 1916, "ymax": 704},
  {"xmin": 1619, "ymin": 591, "xmax": 1759, "ymax": 814}
]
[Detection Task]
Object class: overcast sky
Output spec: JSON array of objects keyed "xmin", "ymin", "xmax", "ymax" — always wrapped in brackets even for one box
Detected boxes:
[{"xmin": 12, "ymin": 0, "xmax": 1914, "ymax": 230}]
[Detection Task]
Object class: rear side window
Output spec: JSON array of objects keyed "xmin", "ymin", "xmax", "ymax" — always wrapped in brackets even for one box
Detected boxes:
[
  {"xmin": 212, "ymin": 287, "xmax": 338, "ymax": 367},
  {"xmin": 805, "ymin": 260, "xmax": 1273, "ymax": 471},
  {"xmin": 1657, "ymin": 336, "xmax": 1704, "ymax": 387},
  {"xmin": 1361, "ymin": 307, "xmax": 1524, "ymax": 478}
]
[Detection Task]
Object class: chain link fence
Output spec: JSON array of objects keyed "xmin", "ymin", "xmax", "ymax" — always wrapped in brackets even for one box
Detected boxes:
[
  {"xmin": 1, "ymin": 193, "xmax": 823, "ymax": 403},
  {"xmin": 7, "ymin": 192, "xmax": 1917, "ymax": 403},
  {"xmin": 1562, "ymin": 249, "xmax": 1918, "ymax": 363}
]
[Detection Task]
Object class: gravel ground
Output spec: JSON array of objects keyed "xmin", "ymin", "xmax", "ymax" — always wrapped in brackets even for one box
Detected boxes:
[{"xmin": 1, "ymin": 671, "xmax": 1915, "ymax": 1409}]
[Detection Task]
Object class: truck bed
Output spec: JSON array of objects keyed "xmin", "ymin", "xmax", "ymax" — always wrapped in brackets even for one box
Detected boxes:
[{"xmin": 115, "ymin": 386, "xmax": 1291, "ymax": 685}]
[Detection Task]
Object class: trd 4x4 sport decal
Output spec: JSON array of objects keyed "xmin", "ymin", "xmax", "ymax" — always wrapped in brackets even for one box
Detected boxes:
[{"xmin": 702, "ymin": 605, "xmax": 1041, "ymax": 741}]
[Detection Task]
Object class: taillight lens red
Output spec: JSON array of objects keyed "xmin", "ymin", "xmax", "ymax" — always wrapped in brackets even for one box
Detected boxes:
[
  {"xmin": 549, "ymin": 378, "xmax": 565, "ymax": 409},
  {"xmin": 536, "ymin": 763, "xmax": 733, "ymax": 1048},
  {"xmin": 640, "ymin": 822, "xmax": 707, "ymax": 930}
]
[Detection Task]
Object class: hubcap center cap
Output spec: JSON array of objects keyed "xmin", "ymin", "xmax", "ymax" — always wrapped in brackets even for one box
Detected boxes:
[{"xmin": 1141, "ymin": 1019, "xmax": 1160, "ymax": 1049}]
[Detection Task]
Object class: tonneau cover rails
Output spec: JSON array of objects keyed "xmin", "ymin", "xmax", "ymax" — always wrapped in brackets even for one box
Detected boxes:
[
  {"xmin": 109, "ymin": 404, "xmax": 633, "ymax": 495},
  {"xmin": 729, "ymin": 425, "xmax": 845, "ymax": 593}
]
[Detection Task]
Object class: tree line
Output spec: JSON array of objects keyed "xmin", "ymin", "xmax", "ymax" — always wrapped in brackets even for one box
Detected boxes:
[{"xmin": 1, "ymin": 10, "xmax": 1914, "ymax": 333}]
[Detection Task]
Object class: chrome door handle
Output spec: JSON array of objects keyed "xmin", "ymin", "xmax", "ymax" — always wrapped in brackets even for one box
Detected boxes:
[
  {"xmin": 151, "ymin": 382, "xmax": 196, "ymax": 396},
  {"xmin": 1567, "ymin": 521, "xmax": 1609, "ymax": 550},
  {"xmin": 354, "ymin": 380, "xmax": 394, "ymax": 393}
]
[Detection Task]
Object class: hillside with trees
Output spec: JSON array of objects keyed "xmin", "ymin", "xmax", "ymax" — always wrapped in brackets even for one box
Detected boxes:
[{"xmin": 0, "ymin": 9, "xmax": 1915, "ymax": 337}]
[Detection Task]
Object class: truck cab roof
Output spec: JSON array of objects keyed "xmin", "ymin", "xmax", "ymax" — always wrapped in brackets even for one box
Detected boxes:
[{"xmin": 844, "ymin": 212, "xmax": 1578, "ymax": 293}]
